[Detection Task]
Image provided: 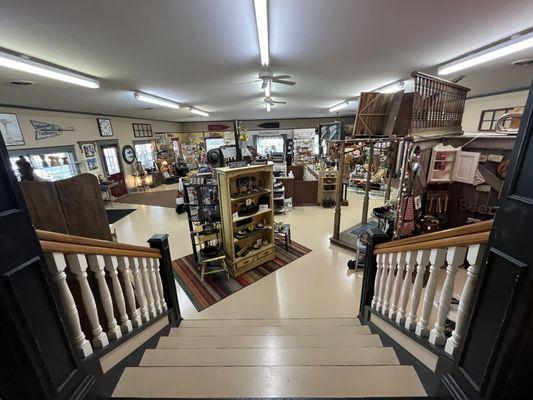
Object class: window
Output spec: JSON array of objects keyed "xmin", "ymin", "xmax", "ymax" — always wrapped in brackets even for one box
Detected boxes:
[
  {"xmin": 205, "ymin": 137, "xmax": 225, "ymax": 152},
  {"xmin": 134, "ymin": 141, "xmax": 155, "ymax": 169},
  {"xmin": 9, "ymin": 149, "xmax": 79, "ymax": 181},
  {"xmin": 256, "ymin": 136, "xmax": 284, "ymax": 156},
  {"xmin": 102, "ymin": 146, "xmax": 121, "ymax": 175},
  {"xmin": 478, "ymin": 107, "xmax": 515, "ymax": 131}
]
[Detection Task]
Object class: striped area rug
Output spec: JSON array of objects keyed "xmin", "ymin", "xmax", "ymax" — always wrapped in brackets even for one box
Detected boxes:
[{"xmin": 172, "ymin": 235, "xmax": 312, "ymax": 311}]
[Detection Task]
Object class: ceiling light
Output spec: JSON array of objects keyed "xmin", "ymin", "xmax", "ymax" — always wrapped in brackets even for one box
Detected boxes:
[
  {"xmin": 266, "ymin": 102, "xmax": 271, "ymax": 112},
  {"xmin": 264, "ymin": 80, "xmax": 271, "ymax": 97},
  {"xmin": 379, "ymin": 81, "xmax": 404, "ymax": 93},
  {"xmin": 0, "ymin": 50, "xmax": 100, "ymax": 88},
  {"xmin": 134, "ymin": 92, "xmax": 180, "ymax": 109},
  {"xmin": 190, "ymin": 107, "xmax": 209, "ymax": 117},
  {"xmin": 253, "ymin": 0, "xmax": 269, "ymax": 66},
  {"xmin": 438, "ymin": 31, "xmax": 533, "ymax": 75},
  {"xmin": 329, "ymin": 101, "xmax": 349, "ymax": 112}
]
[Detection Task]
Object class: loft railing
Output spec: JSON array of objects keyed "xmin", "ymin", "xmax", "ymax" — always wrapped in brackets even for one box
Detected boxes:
[
  {"xmin": 360, "ymin": 220, "xmax": 491, "ymax": 357},
  {"xmin": 37, "ymin": 230, "xmax": 180, "ymax": 358}
]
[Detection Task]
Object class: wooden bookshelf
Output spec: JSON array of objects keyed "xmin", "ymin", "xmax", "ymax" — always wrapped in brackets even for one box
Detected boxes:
[{"xmin": 217, "ymin": 164, "xmax": 276, "ymax": 277}]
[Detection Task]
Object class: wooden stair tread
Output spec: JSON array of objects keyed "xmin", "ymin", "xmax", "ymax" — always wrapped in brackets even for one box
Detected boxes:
[
  {"xmin": 112, "ymin": 365, "xmax": 426, "ymax": 398},
  {"xmin": 158, "ymin": 333, "xmax": 383, "ymax": 349},
  {"xmin": 140, "ymin": 346, "xmax": 399, "ymax": 367},
  {"xmin": 169, "ymin": 324, "xmax": 371, "ymax": 337},
  {"xmin": 180, "ymin": 317, "xmax": 360, "ymax": 328}
]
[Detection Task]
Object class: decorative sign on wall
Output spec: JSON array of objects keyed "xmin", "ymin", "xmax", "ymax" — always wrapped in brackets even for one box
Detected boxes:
[
  {"xmin": 97, "ymin": 118, "xmax": 113, "ymax": 136},
  {"xmin": 31, "ymin": 120, "xmax": 75, "ymax": 140},
  {"xmin": 0, "ymin": 113, "xmax": 24, "ymax": 146},
  {"xmin": 81, "ymin": 143, "xmax": 96, "ymax": 158},
  {"xmin": 132, "ymin": 123, "xmax": 153, "ymax": 138},
  {"xmin": 86, "ymin": 157, "xmax": 98, "ymax": 171}
]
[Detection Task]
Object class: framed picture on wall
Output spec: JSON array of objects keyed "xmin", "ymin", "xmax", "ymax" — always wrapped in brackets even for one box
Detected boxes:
[
  {"xmin": 86, "ymin": 157, "xmax": 98, "ymax": 171},
  {"xmin": 81, "ymin": 143, "xmax": 96, "ymax": 158},
  {"xmin": 97, "ymin": 118, "xmax": 113, "ymax": 136},
  {"xmin": 0, "ymin": 113, "xmax": 25, "ymax": 146},
  {"xmin": 132, "ymin": 123, "xmax": 153, "ymax": 138}
]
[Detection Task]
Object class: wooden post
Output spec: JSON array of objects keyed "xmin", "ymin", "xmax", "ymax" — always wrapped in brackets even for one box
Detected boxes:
[
  {"xmin": 362, "ymin": 141, "xmax": 374, "ymax": 225},
  {"xmin": 148, "ymin": 234, "xmax": 181, "ymax": 327},
  {"xmin": 332, "ymin": 142, "xmax": 345, "ymax": 240}
]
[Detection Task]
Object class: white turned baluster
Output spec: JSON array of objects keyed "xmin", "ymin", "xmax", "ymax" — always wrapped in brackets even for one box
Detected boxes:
[
  {"xmin": 66, "ymin": 254, "xmax": 109, "ymax": 348},
  {"xmin": 429, "ymin": 246, "xmax": 468, "ymax": 346},
  {"xmin": 371, "ymin": 254, "xmax": 384, "ymax": 310},
  {"xmin": 405, "ymin": 250, "xmax": 430, "ymax": 330},
  {"xmin": 445, "ymin": 245, "xmax": 485, "ymax": 356},
  {"xmin": 87, "ymin": 255, "xmax": 122, "ymax": 341},
  {"xmin": 104, "ymin": 256, "xmax": 133, "ymax": 334},
  {"xmin": 147, "ymin": 258, "xmax": 163, "ymax": 314},
  {"xmin": 381, "ymin": 253, "xmax": 397, "ymax": 316},
  {"xmin": 376, "ymin": 252, "xmax": 388, "ymax": 312},
  {"xmin": 139, "ymin": 258, "xmax": 157, "ymax": 319},
  {"xmin": 117, "ymin": 256, "xmax": 142, "ymax": 328},
  {"xmin": 415, "ymin": 248, "xmax": 447, "ymax": 337},
  {"xmin": 44, "ymin": 253, "xmax": 93, "ymax": 357},
  {"xmin": 152, "ymin": 258, "xmax": 167, "ymax": 311},
  {"xmin": 396, "ymin": 251, "xmax": 417, "ymax": 325},
  {"xmin": 388, "ymin": 252, "xmax": 407, "ymax": 320},
  {"xmin": 128, "ymin": 257, "xmax": 150, "ymax": 323}
]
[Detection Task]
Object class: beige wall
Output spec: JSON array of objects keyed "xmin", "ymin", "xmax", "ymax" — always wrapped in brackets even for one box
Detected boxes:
[
  {"xmin": 461, "ymin": 90, "xmax": 528, "ymax": 133},
  {"xmin": 1, "ymin": 106, "xmax": 181, "ymax": 189}
]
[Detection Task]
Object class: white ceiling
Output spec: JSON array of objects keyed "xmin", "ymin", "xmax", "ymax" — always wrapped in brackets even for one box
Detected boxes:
[{"xmin": 0, "ymin": 0, "xmax": 532, "ymax": 122}]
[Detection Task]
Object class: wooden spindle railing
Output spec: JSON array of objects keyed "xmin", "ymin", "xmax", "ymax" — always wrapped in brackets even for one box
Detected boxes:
[
  {"xmin": 362, "ymin": 220, "xmax": 491, "ymax": 358},
  {"xmin": 37, "ymin": 229, "xmax": 178, "ymax": 358}
]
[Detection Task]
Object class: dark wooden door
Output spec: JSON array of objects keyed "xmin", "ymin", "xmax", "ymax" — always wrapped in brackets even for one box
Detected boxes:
[
  {"xmin": 0, "ymin": 136, "xmax": 92, "ymax": 398},
  {"xmin": 440, "ymin": 83, "xmax": 533, "ymax": 399},
  {"xmin": 99, "ymin": 143, "xmax": 127, "ymax": 197}
]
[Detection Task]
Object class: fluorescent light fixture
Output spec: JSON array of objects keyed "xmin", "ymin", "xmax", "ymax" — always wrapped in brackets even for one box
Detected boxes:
[
  {"xmin": 379, "ymin": 81, "xmax": 404, "ymax": 93},
  {"xmin": 134, "ymin": 92, "xmax": 180, "ymax": 109},
  {"xmin": 264, "ymin": 80, "xmax": 271, "ymax": 97},
  {"xmin": 253, "ymin": 0, "xmax": 269, "ymax": 66},
  {"xmin": 190, "ymin": 107, "xmax": 209, "ymax": 117},
  {"xmin": 266, "ymin": 102, "xmax": 271, "ymax": 112},
  {"xmin": 0, "ymin": 50, "xmax": 100, "ymax": 88},
  {"xmin": 439, "ymin": 31, "xmax": 533, "ymax": 75},
  {"xmin": 329, "ymin": 101, "xmax": 349, "ymax": 112}
]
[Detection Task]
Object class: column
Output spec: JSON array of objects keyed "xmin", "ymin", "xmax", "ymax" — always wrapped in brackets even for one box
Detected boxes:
[
  {"xmin": 405, "ymin": 250, "xmax": 430, "ymax": 330},
  {"xmin": 128, "ymin": 256, "xmax": 150, "ymax": 323},
  {"xmin": 104, "ymin": 255, "xmax": 133, "ymax": 334},
  {"xmin": 117, "ymin": 256, "xmax": 142, "ymax": 328},
  {"xmin": 371, "ymin": 254, "xmax": 384, "ymax": 310},
  {"xmin": 388, "ymin": 252, "xmax": 407, "ymax": 320},
  {"xmin": 139, "ymin": 258, "xmax": 157, "ymax": 318},
  {"xmin": 147, "ymin": 258, "xmax": 163, "ymax": 314},
  {"xmin": 396, "ymin": 251, "xmax": 417, "ymax": 325}
]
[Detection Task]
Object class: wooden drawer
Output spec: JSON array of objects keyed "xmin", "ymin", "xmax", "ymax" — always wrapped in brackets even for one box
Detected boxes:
[
  {"xmin": 257, "ymin": 247, "xmax": 275, "ymax": 259},
  {"xmin": 236, "ymin": 255, "xmax": 257, "ymax": 270}
]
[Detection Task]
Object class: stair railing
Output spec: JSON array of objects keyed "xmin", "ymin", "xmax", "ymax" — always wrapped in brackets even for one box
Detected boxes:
[
  {"xmin": 360, "ymin": 220, "xmax": 492, "ymax": 358},
  {"xmin": 37, "ymin": 229, "xmax": 180, "ymax": 358}
]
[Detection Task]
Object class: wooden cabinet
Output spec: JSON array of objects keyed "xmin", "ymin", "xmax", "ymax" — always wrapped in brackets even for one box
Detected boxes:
[
  {"xmin": 217, "ymin": 164, "xmax": 276, "ymax": 277},
  {"xmin": 428, "ymin": 144, "xmax": 480, "ymax": 184},
  {"xmin": 317, "ymin": 169, "xmax": 339, "ymax": 204}
]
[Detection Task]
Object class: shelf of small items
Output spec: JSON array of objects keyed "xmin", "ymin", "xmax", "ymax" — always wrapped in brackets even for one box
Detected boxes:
[
  {"xmin": 217, "ymin": 164, "xmax": 276, "ymax": 277},
  {"xmin": 273, "ymin": 177, "xmax": 286, "ymax": 214},
  {"xmin": 317, "ymin": 169, "xmax": 339, "ymax": 205}
]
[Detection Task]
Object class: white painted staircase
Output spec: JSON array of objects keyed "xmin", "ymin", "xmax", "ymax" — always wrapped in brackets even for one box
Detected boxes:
[{"xmin": 112, "ymin": 318, "xmax": 427, "ymax": 398}]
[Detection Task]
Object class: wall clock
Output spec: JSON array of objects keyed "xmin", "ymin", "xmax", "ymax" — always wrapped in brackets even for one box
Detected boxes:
[
  {"xmin": 122, "ymin": 145, "xmax": 136, "ymax": 164},
  {"xmin": 97, "ymin": 118, "xmax": 113, "ymax": 136}
]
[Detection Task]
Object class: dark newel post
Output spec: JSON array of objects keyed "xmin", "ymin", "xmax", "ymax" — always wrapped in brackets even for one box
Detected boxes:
[
  {"xmin": 233, "ymin": 119, "xmax": 242, "ymax": 161},
  {"xmin": 148, "ymin": 234, "xmax": 181, "ymax": 326},
  {"xmin": 358, "ymin": 227, "xmax": 388, "ymax": 322}
]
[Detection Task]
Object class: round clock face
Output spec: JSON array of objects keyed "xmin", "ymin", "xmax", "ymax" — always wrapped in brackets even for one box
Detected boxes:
[{"xmin": 122, "ymin": 145, "xmax": 136, "ymax": 164}]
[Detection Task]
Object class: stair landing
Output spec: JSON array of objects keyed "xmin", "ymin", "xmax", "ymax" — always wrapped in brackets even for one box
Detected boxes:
[{"xmin": 112, "ymin": 318, "xmax": 426, "ymax": 398}]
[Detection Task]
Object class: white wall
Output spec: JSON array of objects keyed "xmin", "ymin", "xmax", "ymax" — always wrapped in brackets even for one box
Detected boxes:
[
  {"xmin": 0, "ymin": 106, "xmax": 181, "ymax": 189},
  {"xmin": 461, "ymin": 90, "xmax": 528, "ymax": 133}
]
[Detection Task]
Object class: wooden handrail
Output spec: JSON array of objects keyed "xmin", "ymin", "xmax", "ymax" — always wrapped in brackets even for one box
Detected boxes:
[
  {"xmin": 40, "ymin": 240, "xmax": 161, "ymax": 259},
  {"xmin": 36, "ymin": 229, "xmax": 160, "ymax": 255},
  {"xmin": 375, "ymin": 220, "xmax": 492, "ymax": 251},
  {"xmin": 374, "ymin": 231, "xmax": 489, "ymax": 255}
]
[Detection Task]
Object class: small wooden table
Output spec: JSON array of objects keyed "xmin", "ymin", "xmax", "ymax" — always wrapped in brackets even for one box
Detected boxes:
[{"xmin": 275, "ymin": 223, "xmax": 291, "ymax": 251}]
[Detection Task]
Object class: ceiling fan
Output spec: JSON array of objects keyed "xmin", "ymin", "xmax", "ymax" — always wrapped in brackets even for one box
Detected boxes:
[
  {"xmin": 264, "ymin": 96, "xmax": 287, "ymax": 105},
  {"xmin": 239, "ymin": 71, "xmax": 296, "ymax": 88}
]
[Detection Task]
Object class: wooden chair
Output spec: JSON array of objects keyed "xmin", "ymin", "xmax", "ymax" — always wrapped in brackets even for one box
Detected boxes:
[{"xmin": 195, "ymin": 230, "xmax": 229, "ymax": 283}]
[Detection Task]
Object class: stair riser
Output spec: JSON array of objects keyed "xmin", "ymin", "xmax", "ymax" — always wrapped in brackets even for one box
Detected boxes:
[
  {"xmin": 169, "ymin": 325, "xmax": 370, "ymax": 337},
  {"xmin": 179, "ymin": 318, "xmax": 361, "ymax": 328}
]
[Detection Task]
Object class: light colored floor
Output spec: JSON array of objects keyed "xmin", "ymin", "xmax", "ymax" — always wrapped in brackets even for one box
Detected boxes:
[{"xmin": 111, "ymin": 189, "xmax": 383, "ymax": 320}]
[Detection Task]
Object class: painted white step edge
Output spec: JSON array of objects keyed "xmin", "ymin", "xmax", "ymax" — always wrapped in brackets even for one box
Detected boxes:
[{"xmin": 179, "ymin": 317, "xmax": 360, "ymax": 328}]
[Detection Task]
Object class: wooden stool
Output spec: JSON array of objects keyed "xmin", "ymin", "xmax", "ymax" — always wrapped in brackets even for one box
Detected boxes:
[{"xmin": 198, "ymin": 253, "xmax": 229, "ymax": 283}]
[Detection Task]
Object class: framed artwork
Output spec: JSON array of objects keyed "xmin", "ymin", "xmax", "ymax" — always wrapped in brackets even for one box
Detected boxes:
[
  {"xmin": 97, "ymin": 118, "xmax": 113, "ymax": 136},
  {"xmin": 122, "ymin": 145, "xmax": 136, "ymax": 164},
  {"xmin": 0, "ymin": 113, "xmax": 24, "ymax": 146},
  {"xmin": 31, "ymin": 120, "xmax": 74, "ymax": 140},
  {"xmin": 81, "ymin": 143, "xmax": 96, "ymax": 158},
  {"xmin": 86, "ymin": 157, "xmax": 98, "ymax": 171},
  {"xmin": 132, "ymin": 123, "xmax": 153, "ymax": 138}
]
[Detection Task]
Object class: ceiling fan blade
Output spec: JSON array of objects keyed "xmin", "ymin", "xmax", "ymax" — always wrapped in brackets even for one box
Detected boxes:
[
  {"xmin": 236, "ymin": 79, "xmax": 261, "ymax": 86},
  {"xmin": 272, "ymin": 74, "xmax": 291, "ymax": 80},
  {"xmin": 272, "ymin": 100, "xmax": 287, "ymax": 104},
  {"xmin": 261, "ymin": 80, "xmax": 267, "ymax": 89},
  {"xmin": 273, "ymin": 79, "xmax": 296, "ymax": 86}
]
